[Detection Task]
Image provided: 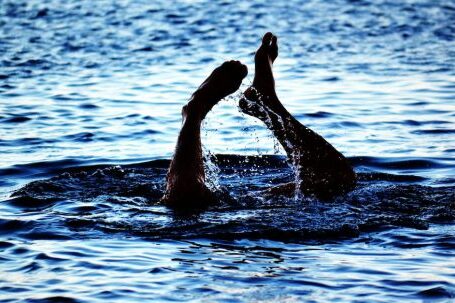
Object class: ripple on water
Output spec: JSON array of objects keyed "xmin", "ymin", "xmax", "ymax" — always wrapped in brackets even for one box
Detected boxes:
[
  {"xmin": 1, "ymin": 0, "xmax": 455, "ymax": 301},
  {"xmin": 5, "ymin": 155, "xmax": 454, "ymax": 241},
  {"xmin": 412, "ymin": 129, "xmax": 455, "ymax": 135}
]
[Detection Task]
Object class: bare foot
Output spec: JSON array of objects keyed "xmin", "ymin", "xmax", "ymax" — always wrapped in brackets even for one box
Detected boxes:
[
  {"xmin": 186, "ymin": 60, "xmax": 248, "ymax": 120},
  {"xmin": 161, "ymin": 60, "xmax": 247, "ymax": 209},
  {"xmin": 240, "ymin": 32, "xmax": 283, "ymax": 118},
  {"xmin": 252, "ymin": 32, "xmax": 278, "ymax": 96}
]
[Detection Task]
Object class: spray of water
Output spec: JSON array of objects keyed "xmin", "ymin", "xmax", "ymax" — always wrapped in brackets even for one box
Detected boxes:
[
  {"xmin": 199, "ymin": 83, "xmax": 309, "ymax": 203},
  {"xmin": 239, "ymin": 86, "xmax": 305, "ymax": 202},
  {"xmin": 202, "ymin": 145, "xmax": 221, "ymax": 191},
  {"xmin": 201, "ymin": 114, "xmax": 222, "ymax": 192}
]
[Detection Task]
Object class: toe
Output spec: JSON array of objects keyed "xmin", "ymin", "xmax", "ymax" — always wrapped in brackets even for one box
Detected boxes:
[
  {"xmin": 271, "ymin": 35, "xmax": 277, "ymax": 48},
  {"xmin": 231, "ymin": 60, "xmax": 241, "ymax": 68},
  {"xmin": 238, "ymin": 63, "xmax": 248, "ymax": 78},
  {"xmin": 262, "ymin": 32, "xmax": 273, "ymax": 46},
  {"xmin": 225, "ymin": 61, "xmax": 248, "ymax": 78},
  {"xmin": 224, "ymin": 60, "xmax": 239, "ymax": 69},
  {"xmin": 233, "ymin": 61, "xmax": 247, "ymax": 79},
  {"xmin": 269, "ymin": 35, "xmax": 278, "ymax": 60}
]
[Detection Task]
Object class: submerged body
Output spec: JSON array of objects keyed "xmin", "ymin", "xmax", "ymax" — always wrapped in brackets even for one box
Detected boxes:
[{"xmin": 162, "ymin": 33, "xmax": 356, "ymax": 207}]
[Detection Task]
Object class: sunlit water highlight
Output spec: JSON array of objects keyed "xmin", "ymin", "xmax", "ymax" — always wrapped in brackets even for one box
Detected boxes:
[{"xmin": 1, "ymin": 0, "xmax": 454, "ymax": 302}]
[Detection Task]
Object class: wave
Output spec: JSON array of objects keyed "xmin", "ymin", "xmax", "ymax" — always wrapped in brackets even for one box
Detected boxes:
[{"xmin": 5, "ymin": 155, "xmax": 454, "ymax": 241}]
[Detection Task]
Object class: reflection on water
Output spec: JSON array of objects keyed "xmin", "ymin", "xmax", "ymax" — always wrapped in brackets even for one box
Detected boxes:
[
  {"xmin": 0, "ymin": 0, "xmax": 454, "ymax": 302},
  {"xmin": 1, "ymin": 0, "xmax": 454, "ymax": 166},
  {"xmin": 1, "ymin": 232, "xmax": 454, "ymax": 302}
]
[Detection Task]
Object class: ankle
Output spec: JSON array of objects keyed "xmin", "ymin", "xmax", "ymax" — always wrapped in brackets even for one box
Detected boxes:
[
  {"xmin": 182, "ymin": 103, "xmax": 199, "ymax": 121},
  {"xmin": 182, "ymin": 95, "xmax": 211, "ymax": 121},
  {"xmin": 245, "ymin": 87, "xmax": 284, "ymax": 114}
]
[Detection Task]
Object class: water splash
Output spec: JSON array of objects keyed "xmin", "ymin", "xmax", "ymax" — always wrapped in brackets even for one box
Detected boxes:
[
  {"xmin": 240, "ymin": 86, "xmax": 305, "ymax": 201},
  {"xmin": 7, "ymin": 155, "xmax": 455, "ymax": 240},
  {"xmin": 202, "ymin": 145, "xmax": 221, "ymax": 191}
]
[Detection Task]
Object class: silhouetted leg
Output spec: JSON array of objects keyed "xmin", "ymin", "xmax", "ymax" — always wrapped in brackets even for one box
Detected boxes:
[
  {"xmin": 162, "ymin": 61, "xmax": 248, "ymax": 208},
  {"xmin": 240, "ymin": 33, "xmax": 356, "ymax": 198}
]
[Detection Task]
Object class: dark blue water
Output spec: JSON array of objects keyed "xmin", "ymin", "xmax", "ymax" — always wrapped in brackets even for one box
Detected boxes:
[{"xmin": 1, "ymin": 0, "xmax": 454, "ymax": 302}]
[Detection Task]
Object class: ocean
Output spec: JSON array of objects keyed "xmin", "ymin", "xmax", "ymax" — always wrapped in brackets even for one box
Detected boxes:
[{"xmin": 0, "ymin": 0, "xmax": 454, "ymax": 302}]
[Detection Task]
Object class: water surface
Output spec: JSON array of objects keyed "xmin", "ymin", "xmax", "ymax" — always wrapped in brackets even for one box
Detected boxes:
[{"xmin": 1, "ymin": 0, "xmax": 454, "ymax": 302}]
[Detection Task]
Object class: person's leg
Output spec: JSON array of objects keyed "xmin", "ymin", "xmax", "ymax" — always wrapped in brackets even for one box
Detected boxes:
[
  {"xmin": 162, "ymin": 61, "xmax": 248, "ymax": 208},
  {"xmin": 240, "ymin": 33, "xmax": 356, "ymax": 198}
]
